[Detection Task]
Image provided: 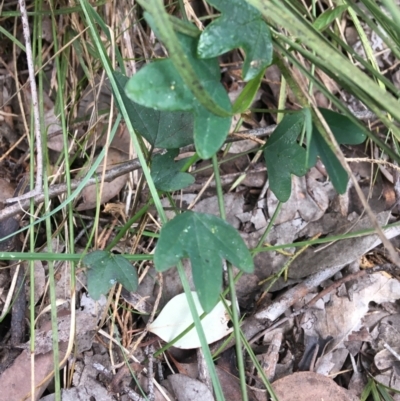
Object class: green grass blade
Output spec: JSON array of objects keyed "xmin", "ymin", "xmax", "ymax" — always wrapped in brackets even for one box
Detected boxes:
[{"xmin": 247, "ymin": 0, "xmax": 400, "ymax": 126}]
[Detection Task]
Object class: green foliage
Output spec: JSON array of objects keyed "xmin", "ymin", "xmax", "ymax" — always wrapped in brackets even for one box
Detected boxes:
[
  {"xmin": 263, "ymin": 112, "xmax": 308, "ymax": 202},
  {"xmin": 151, "ymin": 149, "xmax": 194, "ymax": 191},
  {"xmin": 125, "ymin": 33, "xmax": 231, "ymax": 159},
  {"xmin": 309, "ymin": 108, "xmax": 366, "ymax": 194},
  {"xmin": 361, "ymin": 377, "xmax": 400, "ymax": 400},
  {"xmin": 198, "ymin": 0, "xmax": 273, "ymax": 80},
  {"xmin": 154, "ymin": 211, "xmax": 254, "ymax": 312},
  {"xmin": 233, "ymin": 69, "xmax": 266, "ymax": 114},
  {"xmin": 114, "ymin": 71, "xmax": 194, "ymax": 149},
  {"xmin": 313, "ymin": 5, "xmax": 348, "ymax": 31},
  {"xmin": 83, "ymin": 251, "xmax": 138, "ymax": 300},
  {"xmin": 263, "ymin": 108, "xmax": 367, "ymax": 201}
]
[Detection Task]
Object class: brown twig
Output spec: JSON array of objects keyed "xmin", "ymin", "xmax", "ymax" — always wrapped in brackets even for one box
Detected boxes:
[
  {"xmin": 249, "ymin": 263, "xmax": 400, "ymax": 346},
  {"xmin": 254, "ymin": 223, "xmax": 400, "ymax": 322},
  {"xmin": 0, "ymin": 157, "xmax": 142, "ymax": 223},
  {"xmin": 0, "ymin": 126, "xmax": 277, "ymax": 223}
]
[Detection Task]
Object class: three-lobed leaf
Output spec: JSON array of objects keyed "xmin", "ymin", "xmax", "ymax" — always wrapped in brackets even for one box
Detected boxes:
[
  {"xmin": 154, "ymin": 211, "xmax": 254, "ymax": 312},
  {"xmin": 83, "ymin": 250, "xmax": 138, "ymax": 300},
  {"xmin": 264, "ymin": 108, "xmax": 367, "ymax": 201},
  {"xmin": 309, "ymin": 108, "xmax": 366, "ymax": 194},
  {"xmin": 197, "ymin": 0, "xmax": 273, "ymax": 81},
  {"xmin": 125, "ymin": 33, "xmax": 231, "ymax": 159},
  {"xmin": 263, "ymin": 111, "xmax": 308, "ymax": 202},
  {"xmin": 151, "ymin": 149, "xmax": 194, "ymax": 191}
]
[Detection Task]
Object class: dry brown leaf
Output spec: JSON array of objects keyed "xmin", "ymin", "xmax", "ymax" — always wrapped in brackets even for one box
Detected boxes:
[
  {"xmin": 301, "ymin": 273, "xmax": 400, "ymax": 375},
  {"xmin": 0, "ymin": 178, "xmax": 15, "ymax": 203},
  {"xmin": 0, "ymin": 345, "xmax": 68, "ymax": 401},
  {"xmin": 0, "ymin": 307, "xmax": 101, "ymax": 401},
  {"xmin": 34, "ymin": 310, "xmax": 97, "ymax": 355},
  {"xmin": 167, "ymin": 374, "xmax": 214, "ymax": 401},
  {"xmin": 272, "ymin": 372, "xmax": 357, "ymax": 401},
  {"xmin": 217, "ymin": 367, "xmax": 259, "ymax": 401},
  {"xmin": 267, "ymin": 169, "xmax": 335, "ymax": 225}
]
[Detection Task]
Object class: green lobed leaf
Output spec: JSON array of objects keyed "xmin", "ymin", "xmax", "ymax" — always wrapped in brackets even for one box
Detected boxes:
[
  {"xmin": 313, "ymin": 5, "xmax": 349, "ymax": 32},
  {"xmin": 193, "ymin": 93, "xmax": 232, "ymax": 158},
  {"xmin": 263, "ymin": 111, "xmax": 308, "ymax": 202},
  {"xmin": 126, "ymin": 59, "xmax": 195, "ymax": 111},
  {"xmin": 83, "ymin": 250, "xmax": 138, "ymax": 300},
  {"xmin": 309, "ymin": 132, "xmax": 348, "ymax": 193},
  {"xmin": 138, "ymin": 6, "xmax": 231, "ymax": 118},
  {"xmin": 154, "ymin": 211, "xmax": 254, "ymax": 312},
  {"xmin": 151, "ymin": 149, "xmax": 195, "ymax": 191},
  {"xmin": 114, "ymin": 71, "xmax": 194, "ymax": 149},
  {"xmin": 125, "ymin": 33, "xmax": 231, "ymax": 159},
  {"xmin": 308, "ymin": 108, "xmax": 366, "ymax": 194},
  {"xmin": 197, "ymin": 0, "xmax": 273, "ymax": 81}
]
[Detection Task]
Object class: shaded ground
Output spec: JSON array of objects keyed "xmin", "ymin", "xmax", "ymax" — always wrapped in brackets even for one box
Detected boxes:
[{"xmin": 1, "ymin": 1, "xmax": 400, "ymax": 400}]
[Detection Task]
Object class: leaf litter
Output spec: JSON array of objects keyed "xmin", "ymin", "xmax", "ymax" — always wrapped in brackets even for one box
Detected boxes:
[{"xmin": 1, "ymin": 1, "xmax": 400, "ymax": 400}]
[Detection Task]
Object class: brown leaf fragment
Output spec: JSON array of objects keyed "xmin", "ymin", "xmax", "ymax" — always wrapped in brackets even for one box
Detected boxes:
[
  {"xmin": 267, "ymin": 170, "xmax": 334, "ymax": 225},
  {"xmin": 167, "ymin": 374, "xmax": 214, "ymax": 401},
  {"xmin": 0, "ymin": 178, "xmax": 15, "ymax": 203},
  {"xmin": 30, "ymin": 310, "xmax": 97, "ymax": 355},
  {"xmin": 0, "ymin": 344, "xmax": 68, "ymax": 401},
  {"xmin": 272, "ymin": 372, "xmax": 358, "ymax": 401},
  {"xmin": 216, "ymin": 366, "xmax": 259, "ymax": 401},
  {"xmin": 260, "ymin": 330, "xmax": 283, "ymax": 381}
]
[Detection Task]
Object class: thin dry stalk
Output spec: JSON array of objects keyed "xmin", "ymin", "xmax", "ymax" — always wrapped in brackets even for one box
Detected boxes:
[{"xmin": 9, "ymin": 0, "xmax": 43, "ymax": 203}]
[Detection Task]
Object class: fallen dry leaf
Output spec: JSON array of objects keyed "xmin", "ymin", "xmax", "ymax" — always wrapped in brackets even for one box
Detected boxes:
[
  {"xmin": 267, "ymin": 169, "xmax": 334, "ymax": 225},
  {"xmin": 272, "ymin": 371, "xmax": 358, "ymax": 401},
  {"xmin": 0, "ymin": 346, "xmax": 68, "ymax": 401},
  {"xmin": 167, "ymin": 373, "xmax": 214, "ymax": 401},
  {"xmin": 0, "ymin": 178, "xmax": 15, "ymax": 202},
  {"xmin": 301, "ymin": 273, "xmax": 400, "ymax": 375},
  {"xmin": 0, "ymin": 308, "xmax": 100, "ymax": 401}
]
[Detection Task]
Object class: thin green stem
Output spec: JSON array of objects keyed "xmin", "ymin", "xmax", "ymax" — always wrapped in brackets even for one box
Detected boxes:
[
  {"xmin": 252, "ymin": 221, "xmax": 400, "ymax": 254},
  {"xmin": 256, "ymin": 202, "xmax": 282, "ymax": 248},
  {"xmin": 212, "ymin": 154, "xmax": 247, "ymax": 401},
  {"xmin": 35, "ymin": 0, "xmax": 60, "ymax": 397},
  {"xmin": 0, "ymin": 252, "xmax": 153, "ymax": 261},
  {"xmin": 240, "ymin": 331, "xmax": 279, "ymax": 401},
  {"xmin": 176, "ymin": 264, "xmax": 225, "ymax": 400},
  {"xmin": 227, "ymin": 267, "xmax": 248, "ymax": 401},
  {"xmin": 212, "ymin": 154, "xmax": 226, "ymax": 220},
  {"xmin": 136, "ymin": 0, "xmax": 231, "ymax": 117},
  {"xmin": 105, "ymin": 202, "xmax": 152, "ymax": 251},
  {"xmin": 177, "ymin": 0, "xmax": 189, "ymax": 21}
]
